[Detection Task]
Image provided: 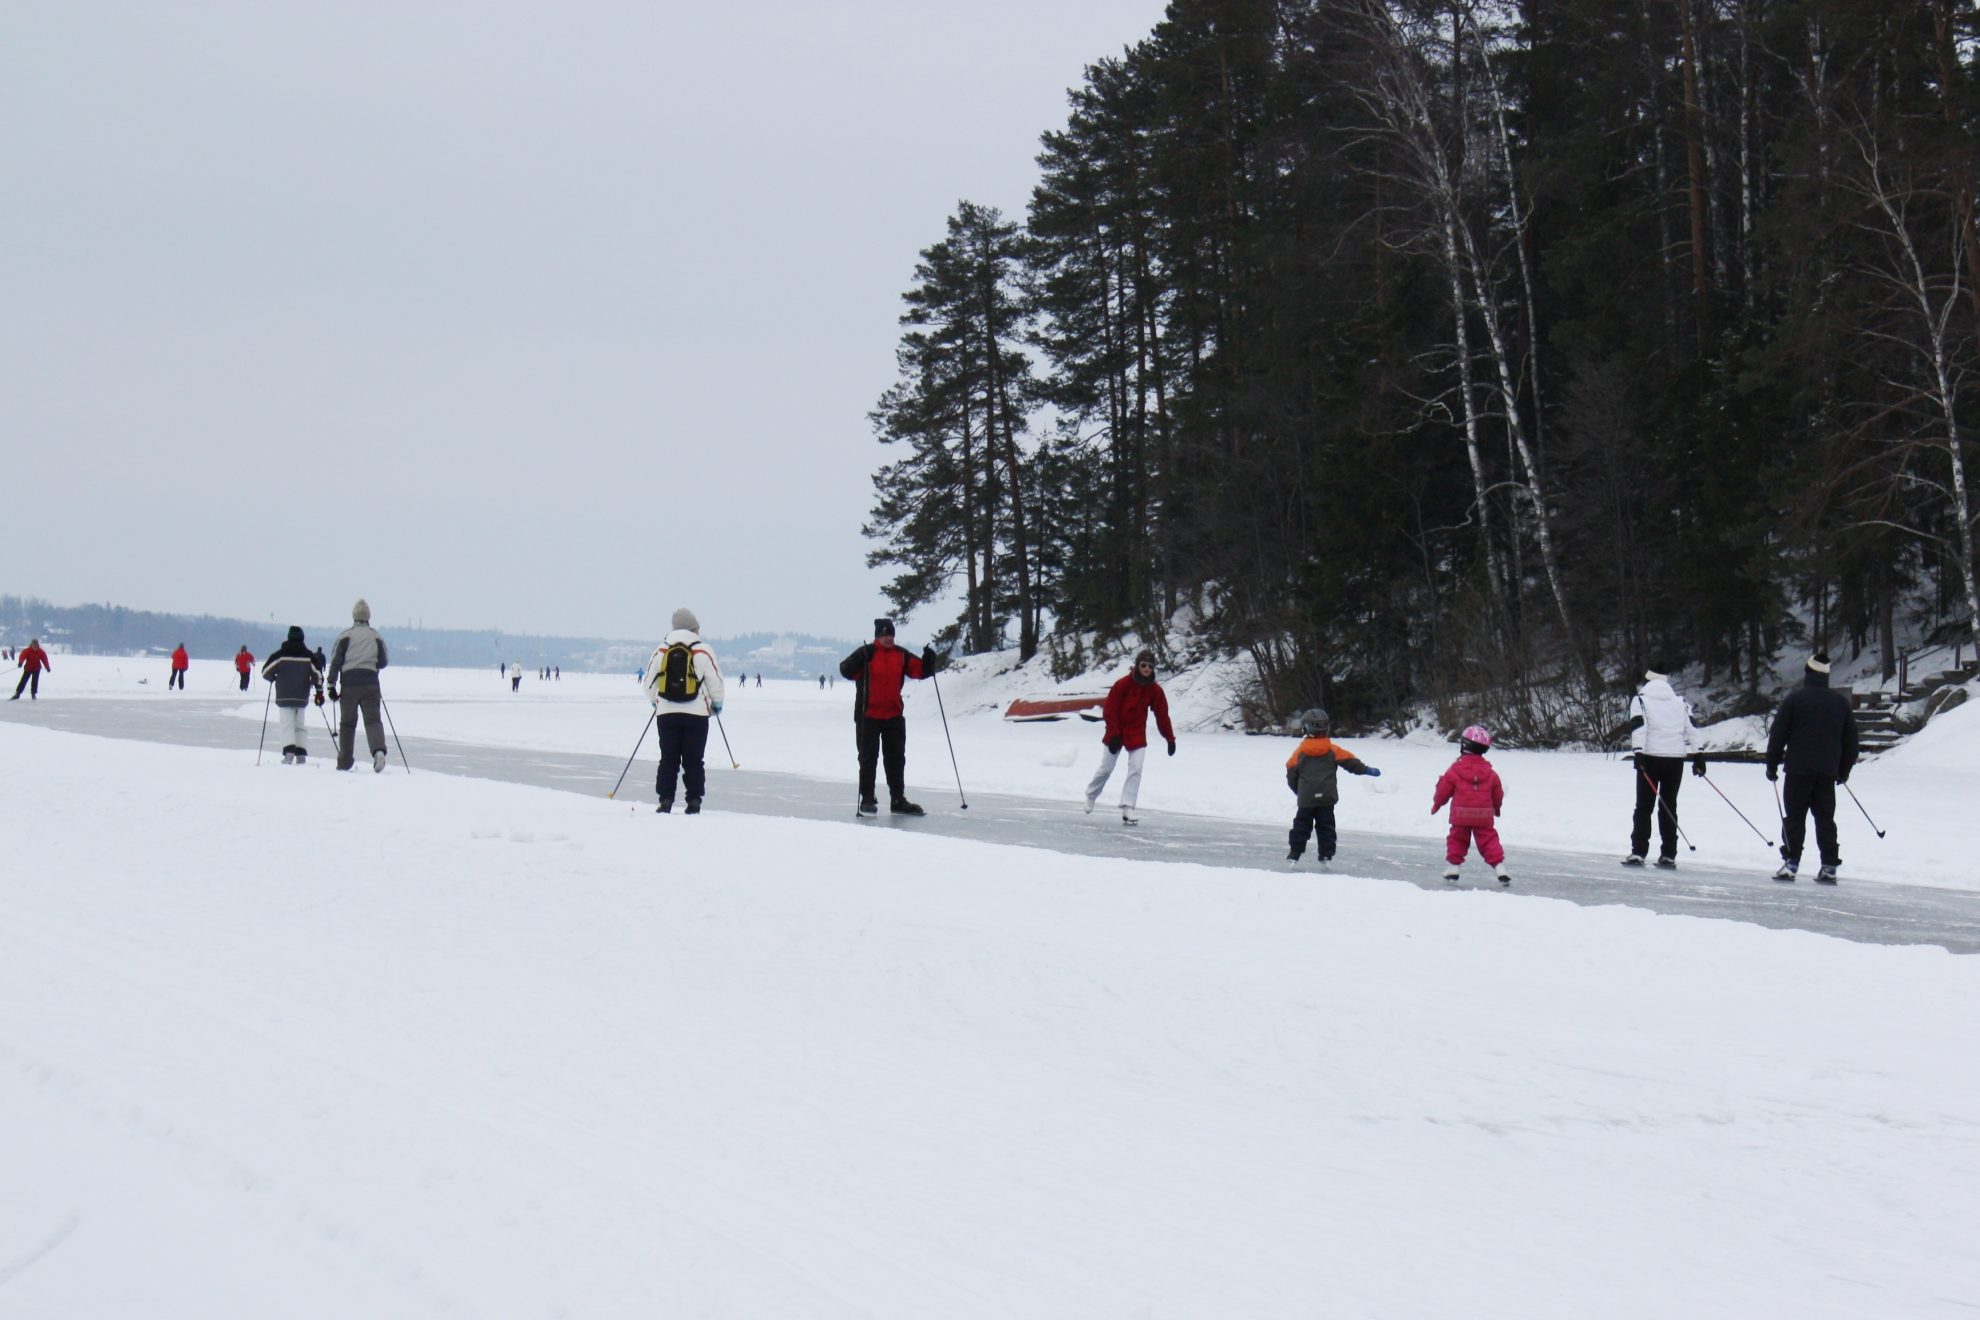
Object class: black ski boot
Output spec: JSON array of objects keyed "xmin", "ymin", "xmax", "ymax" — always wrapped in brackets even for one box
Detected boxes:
[
  {"xmin": 890, "ymin": 798, "xmax": 925, "ymax": 817},
  {"xmin": 857, "ymin": 798, "xmax": 880, "ymax": 817},
  {"xmin": 685, "ymin": 799, "xmax": 702, "ymax": 815},
  {"xmin": 656, "ymin": 799, "xmax": 673, "ymax": 814}
]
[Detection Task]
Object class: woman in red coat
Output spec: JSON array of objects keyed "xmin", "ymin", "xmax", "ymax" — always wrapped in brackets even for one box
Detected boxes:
[
  {"xmin": 234, "ymin": 645, "xmax": 255, "ymax": 692},
  {"xmin": 1083, "ymin": 649, "xmax": 1176, "ymax": 825},
  {"xmin": 11, "ymin": 639, "xmax": 50, "ymax": 700},
  {"xmin": 169, "ymin": 644, "xmax": 190, "ymax": 691}
]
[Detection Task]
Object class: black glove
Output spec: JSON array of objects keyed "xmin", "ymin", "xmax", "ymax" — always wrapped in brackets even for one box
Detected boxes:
[
  {"xmin": 921, "ymin": 645, "xmax": 937, "ymax": 672},
  {"xmin": 1627, "ymin": 752, "xmax": 1643, "ymax": 770},
  {"xmin": 1166, "ymin": 739, "xmax": 1176, "ymax": 756},
  {"xmin": 313, "ymin": 688, "xmax": 324, "ymax": 707},
  {"xmin": 1765, "ymin": 765, "xmax": 1778, "ymax": 782},
  {"xmin": 1837, "ymin": 770, "xmax": 1849, "ymax": 786},
  {"xmin": 1104, "ymin": 736, "xmax": 1123, "ymax": 754},
  {"xmin": 329, "ymin": 687, "xmax": 339, "ymax": 703},
  {"xmin": 1691, "ymin": 754, "xmax": 1706, "ymax": 778}
]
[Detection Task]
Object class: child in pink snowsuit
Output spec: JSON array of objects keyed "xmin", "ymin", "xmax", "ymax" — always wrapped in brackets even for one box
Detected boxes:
[{"xmin": 1432, "ymin": 724, "xmax": 1510, "ymax": 884}]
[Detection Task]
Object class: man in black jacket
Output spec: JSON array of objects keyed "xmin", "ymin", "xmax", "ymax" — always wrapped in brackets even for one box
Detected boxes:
[{"xmin": 1764, "ymin": 651, "xmax": 1859, "ymax": 883}]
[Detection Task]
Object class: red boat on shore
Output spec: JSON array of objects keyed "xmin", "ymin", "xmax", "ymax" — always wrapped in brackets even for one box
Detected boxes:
[{"xmin": 1003, "ymin": 692, "xmax": 1107, "ymax": 722}]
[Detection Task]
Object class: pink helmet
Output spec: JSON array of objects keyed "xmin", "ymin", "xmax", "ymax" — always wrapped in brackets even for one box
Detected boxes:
[{"xmin": 1460, "ymin": 724, "xmax": 1492, "ymax": 749}]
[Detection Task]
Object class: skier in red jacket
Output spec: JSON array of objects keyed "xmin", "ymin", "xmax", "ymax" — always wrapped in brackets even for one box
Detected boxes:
[
  {"xmin": 234, "ymin": 645, "xmax": 255, "ymax": 692},
  {"xmin": 169, "ymin": 644, "xmax": 190, "ymax": 690},
  {"xmin": 1432, "ymin": 724, "xmax": 1510, "ymax": 885},
  {"xmin": 11, "ymin": 639, "xmax": 51, "ymax": 700},
  {"xmin": 839, "ymin": 618, "xmax": 937, "ymax": 816},
  {"xmin": 1084, "ymin": 649, "xmax": 1176, "ymax": 825}
]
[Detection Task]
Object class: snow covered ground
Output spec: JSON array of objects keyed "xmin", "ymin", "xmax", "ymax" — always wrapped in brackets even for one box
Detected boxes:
[
  {"xmin": 3, "ymin": 657, "xmax": 1979, "ymax": 1316},
  {"xmin": 33, "ymin": 650, "xmax": 1980, "ymax": 890}
]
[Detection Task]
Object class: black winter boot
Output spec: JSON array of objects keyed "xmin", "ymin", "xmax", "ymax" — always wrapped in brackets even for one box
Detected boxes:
[
  {"xmin": 656, "ymin": 799, "xmax": 673, "ymax": 814},
  {"xmin": 890, "ymin": 798, "xmax": 925, "ymax": 816},
  {"xmin": 685, "ymin": 799, "xmax": 701, "ymax": 815}
]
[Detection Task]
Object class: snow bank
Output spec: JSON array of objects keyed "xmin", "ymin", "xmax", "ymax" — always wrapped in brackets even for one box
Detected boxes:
[{"xmin": 1, "ymin": 721, "xmax": 1975, "ymax": 1317}]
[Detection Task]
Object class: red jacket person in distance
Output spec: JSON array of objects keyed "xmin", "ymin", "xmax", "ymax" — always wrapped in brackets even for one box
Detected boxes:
[
  {"xmin": 839, "ymin": 618, "xmax": 938, "ymax": 816},
  {"xmin": 1083, "ymin": 649, "xmax": 1176, "ymax": 825}
]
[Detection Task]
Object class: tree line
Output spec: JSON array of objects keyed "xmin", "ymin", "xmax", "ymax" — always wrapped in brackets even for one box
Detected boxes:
[{"xmin": 862, "ymin": 0, "xmax": 1980, "ymax": 739}]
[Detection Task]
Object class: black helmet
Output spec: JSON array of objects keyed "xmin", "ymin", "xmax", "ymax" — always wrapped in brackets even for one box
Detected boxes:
[{"xmin": 1301, "ymin": 708, "xmax": 1331, "ymax": 736}]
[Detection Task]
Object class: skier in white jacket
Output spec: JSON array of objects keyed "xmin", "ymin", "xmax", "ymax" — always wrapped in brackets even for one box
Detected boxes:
[
  {"xmin": 641, "ymin": 607, "xmax": 725, "ymax": 814},
  {"xmin": 1623, "ymin": 665, "xmax": 1705, "ymax": 868}
]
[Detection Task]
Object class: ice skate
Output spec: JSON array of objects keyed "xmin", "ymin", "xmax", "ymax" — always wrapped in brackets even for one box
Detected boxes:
[
  {"xmin": 1494, "ymin": 862, "xmax": 1511, "ymax": 886},
  {"xmin": 1441, "ymin": 864, "xmax": 1461, "ymax": 882},
  {"xmin": 372, "ymin": 749, "xmax": 387, "ymax": 773},
  {"xmin": 857, "ymin": 798, "xmax": 879, "ymax": 817},
  {"xmin": 1654, "ymin": 856, "xmax": 1677, "ymax": 870},
  {"xmin": 1814, "ymin": 864, "xmax": 1838, "ymax": 884},
  {"xmin": 1771, "ymin": 862, "xmax": 1797, "ymax": 882},
  {"xmin": 1083, "ymin": 795, "xmax": 1097, "ymax": 815},
  {"xmin": 890, "ymin": 798, "xmax": 925, "ymax": 817},
  {"xmin": 1121, "ymin": 809, "xmax": 1139, "ymax": 826},
  {"xmin": 1620, "ymin": 854, "xmax": 1644, "ymax": 867}
]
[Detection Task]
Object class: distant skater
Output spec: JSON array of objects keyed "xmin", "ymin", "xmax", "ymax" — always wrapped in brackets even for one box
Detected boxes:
[
  {"xmin": 261, "ymin": 626, "xmax": 325, "ymax": 764},
  {"xmin": 641, "ymin": 607, "xmax": 725, "ymax": 814},
  {"xmin": 1765, "ymin": 651, "xmax": 1859, "ymax": 884},
  {"xmin": 511, "ymin": 660, "xmax": 522, "ymax": 693},
  {"xmin": 169, "ymin": 643, "xmax": 189, "ymax": 690},
  {"xmin": 1084, "ymin": 650, "xmax": 1176, "ymax": 826},
  {"xmin": 235, "ymin": 644, "xmax": 255, "ymax": 691},
  {"xmin": 1433, "ymin": 724, "xmax": 1509, "ymax": 884},
  {"xmin": 329, "ymin": 599, "xmax": 390, "ymax": 772},
  {"xmin": 10, "ymin": 638, "xmax": 50, "ymax": 700},
  {"xmin": 1284, "ymin": 708, "xmax": 1380, "ymax": 868}
]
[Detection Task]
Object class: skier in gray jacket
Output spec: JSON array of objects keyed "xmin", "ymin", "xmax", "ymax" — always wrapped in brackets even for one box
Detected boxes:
[{"xmin": 329, "ymin": 598, "xmax": 390, "ymax": 772}]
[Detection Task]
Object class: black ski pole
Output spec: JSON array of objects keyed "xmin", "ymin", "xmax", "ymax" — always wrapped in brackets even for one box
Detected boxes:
[
  {"xmin": 713, "ymin": 711, "xmax": 739, "ymax": 769},
  {"xmin": 1843, "ymin": 782, "xmax": 1886, "ymax": 838},
  {"xmin": 254, "ymin": 678, "xmax": 274, "ymax": 765},
  {"xmin": 380, "ymin": 696, "xmax": 411, "ymax": 773},
  {"xmin": 1700, "ymin": 771, "xmax": 1775, "ymax": 847},
  {"xmin": 1640, "ymin": 767, "xmax": 1696, "ymax": 851},
  {"xmin": 930, "ymin": 669, "xmax": 968, "ymax": 809},
  {"xmin": 608, "ymin": 711, "xmax": 654, "ymax": 799},
  {"xmin": 317, "ymin": 689, "xmax": 338, "ymax": 757}
]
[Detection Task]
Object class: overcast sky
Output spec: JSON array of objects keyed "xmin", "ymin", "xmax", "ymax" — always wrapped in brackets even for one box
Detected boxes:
[{"xmin": 1, "ymin": 1, "xmax": 1167, "ymax": 641}]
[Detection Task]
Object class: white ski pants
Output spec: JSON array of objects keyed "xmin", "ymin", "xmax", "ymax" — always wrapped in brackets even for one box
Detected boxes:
[
  {"xmin": 1085, "ymin": 744, "xmax": 1146, "ymax": 810},
  {"xmin": 274, "ymin": 704, "xmax": 307, "ymax": 750}
]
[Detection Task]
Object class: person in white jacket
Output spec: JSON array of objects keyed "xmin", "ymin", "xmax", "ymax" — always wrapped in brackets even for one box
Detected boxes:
[
  {"xmin": 1623, "ymin": 665, "xmax": 1705, "ymax": 868},
  {"xmin": 642, "ymin": 607, "xmax": 725, "ymax": 814}
]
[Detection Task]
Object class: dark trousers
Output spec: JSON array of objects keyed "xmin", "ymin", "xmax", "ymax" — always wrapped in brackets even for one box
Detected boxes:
[
  {"xmin": 656, "ymin": 713, "xmax": 710, "ymax": 805},
  {"xmin": 855, "ymin": 715, "xmax": 907, "ymax": 803},
  {"xmin": 12, "ymin": 670, "xmax": 39, "ymax": 699},
  {"xmin": 337, "ymin": 675, "xmax": 385, "ymax": 768},
  {"xmin": 1781, "ymin": 772, "xmax": 1840, "ymax": 868},
  {"xmin": 169, "ymin": 668, "xmax": 186, "ymax": 690},
  {"xmin": 1630, "ymin": 755, "xmax": 1686, "ymax": 859},
  {"xmin": 238, "ymin": 671, "xmax": 250, "ymax": 691},
  {"xmin": 1290, "ymin": 800, "xmax": 1338, "ymax": 860}
]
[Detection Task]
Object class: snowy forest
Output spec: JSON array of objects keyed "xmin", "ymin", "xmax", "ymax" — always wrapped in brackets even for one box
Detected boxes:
[{"xmin": 861, "ymin": 0, "xmax": 1980, "ymax": 739}]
